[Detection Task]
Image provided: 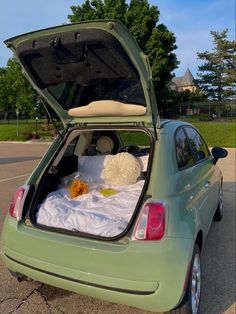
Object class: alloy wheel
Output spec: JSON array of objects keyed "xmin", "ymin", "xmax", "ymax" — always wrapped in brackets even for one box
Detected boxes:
[{"xmin": 191, "ymin": 252, "xmax": 201, "ymax": 314}]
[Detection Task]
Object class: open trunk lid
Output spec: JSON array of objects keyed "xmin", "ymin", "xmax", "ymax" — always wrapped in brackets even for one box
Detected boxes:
[{"xmin": 5, "ymin": 20, "xmax": 159, "ymax": 130}]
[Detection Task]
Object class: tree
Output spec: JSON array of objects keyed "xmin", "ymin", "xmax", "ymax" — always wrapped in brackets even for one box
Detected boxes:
[
  {"xmin": 0, "ymin": 58, "xmax": 38, "ymax": 119},
  {"xmin": 146, "ymin": 24, "xmax": 179, "ymax": 109},
  {"xmin": 169, "ymin": 89, "xmax": 206, "ymax": 105},
  {"xmin": 0, "ymin": 67, "xmax": 12, "ymax": 120},
  {"xmin": 68, "ymin": 0, "xmax": 179, "ymax": 109},
  {"xmin": 196, "ymin": 29, "xmax": 236, "ymax": 101}
]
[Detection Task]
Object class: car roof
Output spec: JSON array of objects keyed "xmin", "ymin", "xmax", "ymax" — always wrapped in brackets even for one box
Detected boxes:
[{"xmin": 160, "ymin": 119, "xmax": 193, "ymax": 130}]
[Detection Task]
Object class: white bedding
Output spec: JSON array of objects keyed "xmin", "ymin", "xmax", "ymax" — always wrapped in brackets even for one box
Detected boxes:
[
  {"xmin": 36, "ymin": 180, "xmax": 144, "ymax": 237},
  {"xmin": 37, "ymin": 154, "xmax": 148, "ymax": 237}
]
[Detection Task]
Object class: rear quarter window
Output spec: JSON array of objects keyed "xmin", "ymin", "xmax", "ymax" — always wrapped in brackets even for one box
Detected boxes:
[
  {"xmin": 175, "ymin": 128, "xmax": 194, "ymax": 168},
  {"xmin": 184, "ymin": 127, "xmax": 210, "ymax": 162}
]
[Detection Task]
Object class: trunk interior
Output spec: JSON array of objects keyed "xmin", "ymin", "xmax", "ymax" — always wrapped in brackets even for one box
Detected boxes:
[{"xmin": 29, "ymin": 127, "xmax": 153, "ymax": 239}]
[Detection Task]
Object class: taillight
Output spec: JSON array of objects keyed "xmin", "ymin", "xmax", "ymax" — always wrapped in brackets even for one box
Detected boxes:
[
  {"xmin": 9, "ymin": 186, "xmax": 27, "ymax": 220},
  {"xmin": 133, "ymin": 202, "xmax": 166, "ymax": 241}
]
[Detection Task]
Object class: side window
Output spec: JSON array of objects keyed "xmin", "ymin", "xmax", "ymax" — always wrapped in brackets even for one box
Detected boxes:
[
  {"xmin": 185, "ymin": 127, "xmax": 210, "ymax": 162},
  {"xmin": 175, "ymin": 128, "xmax": 194, "ymax": 168}
]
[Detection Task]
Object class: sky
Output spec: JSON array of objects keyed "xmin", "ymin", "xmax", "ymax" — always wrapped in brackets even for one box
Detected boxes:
[{"xmin": 0, "ymin": 0, "xmax": 235, "ymax": 77}]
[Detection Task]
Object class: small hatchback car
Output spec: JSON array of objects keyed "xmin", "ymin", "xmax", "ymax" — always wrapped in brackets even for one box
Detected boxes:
[{"xmin": 1, "ymin": 20, "xmax": 228, "ymax": 314}]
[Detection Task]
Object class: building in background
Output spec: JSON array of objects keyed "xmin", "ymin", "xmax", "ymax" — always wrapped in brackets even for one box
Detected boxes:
[{"xmin": 170, "ymin": 68, "xmax": 197, "ymax": 92}]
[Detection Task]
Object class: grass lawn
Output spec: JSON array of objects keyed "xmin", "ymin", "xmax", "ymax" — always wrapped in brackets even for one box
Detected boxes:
[
  {"xmin": 0, "ymin": 123, "xmax": 54, "ymax": 141},
  {"xmin": 191, "ymin": 121, "xmax": 235, "ymax": 148},
  {"xmin": 122, "ymin": 121, "xmax": 235, "ymax": 147},
  {"xmin": 0, "ymin": 120, "xmax": 235, "ymax": 147}
]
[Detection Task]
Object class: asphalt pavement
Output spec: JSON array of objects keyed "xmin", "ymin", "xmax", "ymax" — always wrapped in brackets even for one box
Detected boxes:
[{"xmin": 0, "ymin": 142, "xmax": 235, "ymax": 314}]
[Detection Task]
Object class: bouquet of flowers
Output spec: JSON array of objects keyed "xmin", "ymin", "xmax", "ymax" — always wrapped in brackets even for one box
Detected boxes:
[{"xmin": 69, "ymin": 179, "xmax": 89, "ymax": 198}]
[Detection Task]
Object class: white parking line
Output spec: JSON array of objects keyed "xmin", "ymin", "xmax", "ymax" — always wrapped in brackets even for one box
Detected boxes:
[{"xmin": 0, "ymin": 173, "xmax": 31, "ymax": 183}]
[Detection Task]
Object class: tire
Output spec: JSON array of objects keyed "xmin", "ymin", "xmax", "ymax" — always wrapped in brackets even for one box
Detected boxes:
[
  {"xmin": 213, "ymin": 183, "xmax": 223, "ymax": 221},
  {"xmin": 166, "ymin": 244, "xmax": 201, "ymax": 314}
]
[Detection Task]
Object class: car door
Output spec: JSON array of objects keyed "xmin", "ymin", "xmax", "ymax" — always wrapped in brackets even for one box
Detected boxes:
[{"xmin": 184, "ymin": 126, "xmax": 218, "ymax": 235}]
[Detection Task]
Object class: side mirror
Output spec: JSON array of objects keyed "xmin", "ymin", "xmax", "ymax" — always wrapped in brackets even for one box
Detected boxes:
[{"xmin": 211, "ymin": 147, "xmax": 228, "ymax": 164}]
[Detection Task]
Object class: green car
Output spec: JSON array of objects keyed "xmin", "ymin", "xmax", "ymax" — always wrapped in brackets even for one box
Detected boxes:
[{"xmin": 0, "ymin": 20, "xmax": 228, "ymax": 314}]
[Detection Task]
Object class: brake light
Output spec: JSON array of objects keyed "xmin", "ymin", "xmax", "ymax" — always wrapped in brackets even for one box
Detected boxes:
[
  {"xmin": 133, "ymin": 202, "xmax": 165, "ymax": 240},
  {"xmin": 9, "ymin": 186, "xmax": 27, "ymax": 220}
]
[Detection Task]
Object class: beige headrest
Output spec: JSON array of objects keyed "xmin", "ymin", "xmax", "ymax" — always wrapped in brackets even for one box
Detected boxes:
[{"xmin": 97, "ymin": 136, "xmax": 114, "ymax": 154}]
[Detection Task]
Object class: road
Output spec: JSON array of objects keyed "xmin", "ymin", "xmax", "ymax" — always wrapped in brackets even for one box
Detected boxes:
[{"xmin": 0, "ymin": 142, "xmax": 235, "ymax": 314}]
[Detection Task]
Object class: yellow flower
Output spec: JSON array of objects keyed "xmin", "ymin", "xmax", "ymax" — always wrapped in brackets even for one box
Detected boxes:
[{"xmin": 69, "ymin": 179, "xmax": 89, "ymax": 198}]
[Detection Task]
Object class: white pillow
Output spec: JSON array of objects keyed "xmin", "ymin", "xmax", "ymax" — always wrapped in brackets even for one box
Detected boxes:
[
  {"xmin": 102, "ymin": 153, "xmax": 141, "ymax": 186},
  {"xmin": 137, "ymin": 155, "xmax": 149, "ymax": 171},
  {"xmin": 78, "ymin": 155, "xmax": 108, "ymax": 183}
]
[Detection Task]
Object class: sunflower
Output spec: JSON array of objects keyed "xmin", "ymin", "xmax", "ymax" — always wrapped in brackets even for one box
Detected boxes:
[{"xmin": 69, "ymin": 179, "xmax": 89, "ymax": 198}]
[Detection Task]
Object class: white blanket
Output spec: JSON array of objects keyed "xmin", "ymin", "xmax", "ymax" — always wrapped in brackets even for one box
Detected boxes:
[{"xmin": 37, "ymin": 181, "xmax": 144, "ymax": 237}]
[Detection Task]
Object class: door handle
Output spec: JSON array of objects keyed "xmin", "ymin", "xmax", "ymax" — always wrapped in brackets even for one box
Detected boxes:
[{"xmin": 204, "ymin": 181, "xmax": 211, "ymax": 188}]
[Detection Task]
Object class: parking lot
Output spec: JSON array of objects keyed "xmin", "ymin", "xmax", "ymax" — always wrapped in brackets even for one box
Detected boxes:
[{"xmin": 0, "ymin": 142, "xmax": 235, "ymax": 314}]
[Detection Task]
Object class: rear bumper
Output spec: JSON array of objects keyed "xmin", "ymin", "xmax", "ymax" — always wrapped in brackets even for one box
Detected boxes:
[
  {"xmin": 2, "ymin": 250, "xmax": 157, "ymax": 295},
  {"xmin": 1, "ymin": 217, "xmax": 193, "ymax": 312}
]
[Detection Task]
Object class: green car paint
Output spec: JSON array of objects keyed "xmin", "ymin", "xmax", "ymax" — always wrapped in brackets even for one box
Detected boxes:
[
  {"xmin": 0, "ymin": 122, "xmax": 222, "ymax": 312},
  {"xmin": 1, "ymin": 215, "xmax": 193, "ymax": 312},
  {"xmin": 0, "ymin": 20, "xmax": 224, "ymax": 313}
]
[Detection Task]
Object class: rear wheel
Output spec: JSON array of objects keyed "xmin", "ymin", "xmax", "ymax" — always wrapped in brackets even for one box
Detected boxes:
[
  {"xmin": 166, "ymin": 244, "xmax": 201, "ymax": 314},
  {"xmin": 213, "ymin": 183, "xmax": 223, "ymax": 221}
]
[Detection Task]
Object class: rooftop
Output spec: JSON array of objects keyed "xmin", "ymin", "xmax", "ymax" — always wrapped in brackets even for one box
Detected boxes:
[{"xmin": 172, "ymin": 68, "xmax": 195, "ymax": 87}]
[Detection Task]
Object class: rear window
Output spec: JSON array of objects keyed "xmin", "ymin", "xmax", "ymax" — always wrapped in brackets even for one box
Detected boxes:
[{"xmin": 47, "ymin": 79, "xmax": 146, "ymax": 110}]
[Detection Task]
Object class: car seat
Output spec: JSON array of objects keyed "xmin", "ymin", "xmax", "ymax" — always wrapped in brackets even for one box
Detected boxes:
[{"xmin": 96, "ymin": 136, "xmax": 114, "ymax": 154}]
